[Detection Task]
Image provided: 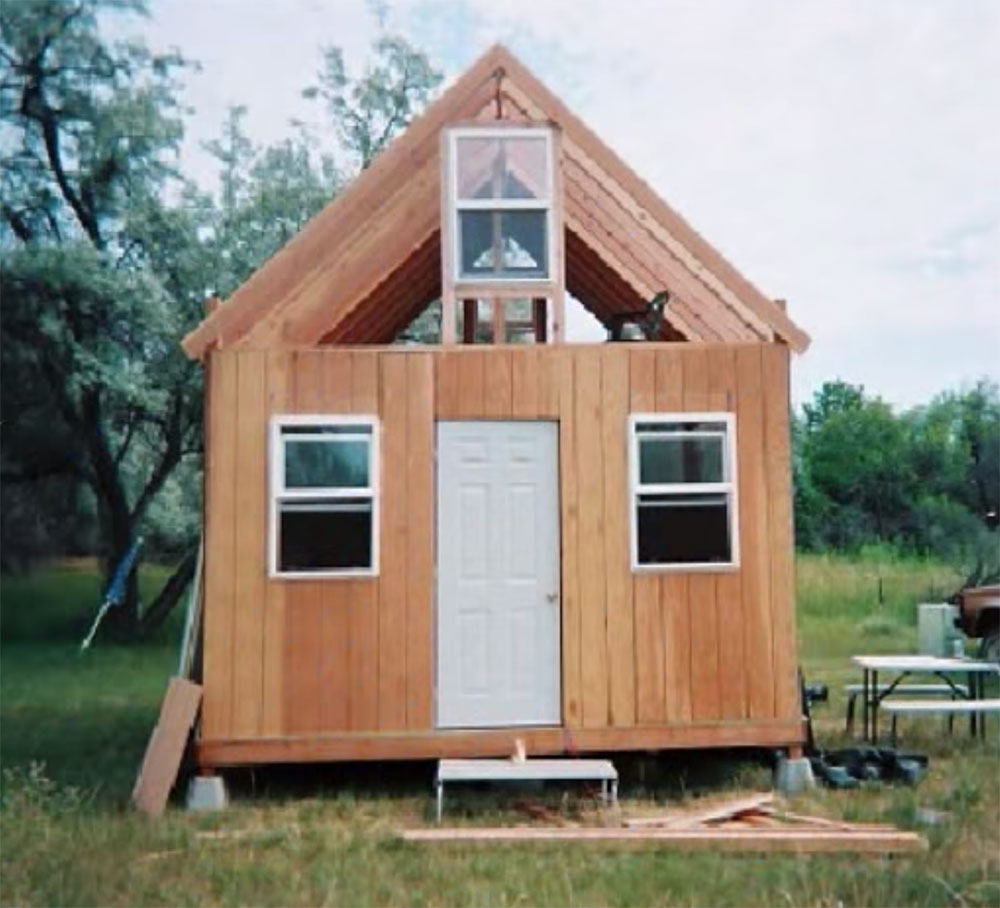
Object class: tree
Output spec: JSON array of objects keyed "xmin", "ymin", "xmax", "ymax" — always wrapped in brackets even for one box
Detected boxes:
[
  {"xmin": 304, "ymin": 34, "xmax": 442, "ymax": 170},
  {"xmin": 794, "ymin": 379, "xmax": 999, "ymax": 570},
  {"xmin": 1, "ymin": 0, "xmax": 206, "ymax": 636},
  {"xmin": 203, "ymin": 108, "xmax": 339, "ymax": 298},
  {"xmin": 796, "ymin": 381, "xmax": 915, "ymax": 549}
]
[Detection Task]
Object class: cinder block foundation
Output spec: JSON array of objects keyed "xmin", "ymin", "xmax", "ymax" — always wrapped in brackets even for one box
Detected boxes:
[
  {"xmin": 185, "ymin": 774, "xmax": 228, "ymax": 811},
  {"xmin": 774, "ymin": 757, "xmax": 816, "ymax": 794}
]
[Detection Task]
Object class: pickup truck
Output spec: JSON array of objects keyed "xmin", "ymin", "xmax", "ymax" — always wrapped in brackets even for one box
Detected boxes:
[{"xmin": 953, "ymin": 584, "xmax": 1000, "ymax": 662}]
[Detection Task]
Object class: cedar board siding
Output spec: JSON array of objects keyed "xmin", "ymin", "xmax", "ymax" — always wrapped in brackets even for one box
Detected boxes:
[{"xmin": 200, "ymin": 343, "xmax": 798, "ymax": 753}]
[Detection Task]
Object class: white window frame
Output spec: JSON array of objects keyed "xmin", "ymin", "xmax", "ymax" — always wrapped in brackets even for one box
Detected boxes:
[
  {"xmin": 268, "ymin": 414, "xmax": 380, "ymax": 579},
  {"xmin": 627, "ymin": 412, "xmax": 740, "ymax": 573},
  {"xmin": 447, "ymin": 126, "xmax": 555, "ymax": 285}
]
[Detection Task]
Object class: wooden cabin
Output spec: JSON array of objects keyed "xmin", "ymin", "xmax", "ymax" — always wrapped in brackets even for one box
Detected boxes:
[{"xmin": 182, "ymin": 45, "xmax": 811, "ymax": 770}]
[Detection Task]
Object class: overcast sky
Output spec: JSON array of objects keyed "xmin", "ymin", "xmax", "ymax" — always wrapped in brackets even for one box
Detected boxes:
[{"xmin": 145, "ymin": 0, "xmax": 999, "ymax": 408}]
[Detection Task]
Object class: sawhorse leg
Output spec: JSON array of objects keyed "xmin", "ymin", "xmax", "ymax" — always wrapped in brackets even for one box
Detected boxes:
[{"xmin": 436, "ymin": 779, "xmax": 443, "ymax": 823}]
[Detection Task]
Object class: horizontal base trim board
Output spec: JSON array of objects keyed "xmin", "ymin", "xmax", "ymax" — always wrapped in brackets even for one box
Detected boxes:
[{"xmin": 196, "ymin": 720, "xmax": 803, "ymax": 767}]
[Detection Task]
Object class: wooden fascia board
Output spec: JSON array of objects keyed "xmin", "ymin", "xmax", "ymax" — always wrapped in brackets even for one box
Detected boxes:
[
  {"xmin": 493, "ymin": 48, "xmax": 810, "ymax": 352},
  {"xmin": 181, "ymin": 46, "xmax": 510, "ymax": 360}
]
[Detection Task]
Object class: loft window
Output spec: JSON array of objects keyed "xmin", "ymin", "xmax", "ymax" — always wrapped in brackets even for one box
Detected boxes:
[
  {"xmin": 449, "ymin": 128, "xmax": 553, "ymax": 282},
  {"xmin": 269, "ymin": 416, "xmax": 379, "ymax": 577},
  {"xmin": 628, "ymin": 413, "xmax": 739, "ymax": 570}
]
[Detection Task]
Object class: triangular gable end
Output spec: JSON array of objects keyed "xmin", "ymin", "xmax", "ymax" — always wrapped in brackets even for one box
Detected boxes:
[{"xmin": 181, "ymin": 45, "xmax": 809, "ymax": 359}]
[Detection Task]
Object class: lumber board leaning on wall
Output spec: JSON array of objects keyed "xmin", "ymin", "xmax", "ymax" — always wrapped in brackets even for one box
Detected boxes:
[{"xmin": 132, "ymin": 677, "xmax": 202, "ymax": 817}]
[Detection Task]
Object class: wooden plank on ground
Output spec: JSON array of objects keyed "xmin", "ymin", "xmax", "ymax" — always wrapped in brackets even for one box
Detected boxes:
[
  {"xmin": 401, "ymin": 826, "xmax": 927, "ymax": 854},
  {"xmin": 601, "ymin": 346, "xmax": 634, "ymax": 727},
  {"xmin": 575, "ymin": 347, "xmax": 609, "ymax": 727},
  {"xmin": 558, "ymin": 348, "xmax": 583, "ymax": 728},
  {"xmin": 625, "ymin": 793, "xmax": 774, "ymax": 828},
  {"xmin": 132, "ymin": 678, "xmax": 202, "ymax": 817},
  {"xmin": 406, "ymin": 353, "xmax": 434, "ymax": 730}
]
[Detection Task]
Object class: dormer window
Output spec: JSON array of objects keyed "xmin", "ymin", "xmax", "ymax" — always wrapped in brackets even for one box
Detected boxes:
[{"xmin": 448, "ymin": 128, "xmax": 554, "ymax": 283}]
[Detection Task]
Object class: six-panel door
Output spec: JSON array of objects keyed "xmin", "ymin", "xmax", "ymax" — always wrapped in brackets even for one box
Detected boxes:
[{"xmin": 436, "ymin": 421, "xmax": 561, "ymax": 728}]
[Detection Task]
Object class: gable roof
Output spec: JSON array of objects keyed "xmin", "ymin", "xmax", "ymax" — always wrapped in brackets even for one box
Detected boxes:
[{"xmin": 182, "ymin": 44, "xmax": 809, "ymax": 359}]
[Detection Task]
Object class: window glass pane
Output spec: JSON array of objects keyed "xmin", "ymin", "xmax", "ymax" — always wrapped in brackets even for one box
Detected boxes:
[
  {"xmin": 456, "ymin": 135, "xmax": 549, "ymax": 200},
  {"xmin": 279, "ymin": 498, "xmax": 372, "ymax": 571},
  {"xmin": 637, "ymin": 493, "xmax": 731, "ymax": 564},
  {"xmin": 459, "ymin": 210, "xmax": 548, "ymax": 279},
  {"xmin": 284, "ymin": 438, "xmax": 369, "ymax": 488},
  {"xmin": 639, "ymin": 435, "xmax": 724, "ymax": 484}
]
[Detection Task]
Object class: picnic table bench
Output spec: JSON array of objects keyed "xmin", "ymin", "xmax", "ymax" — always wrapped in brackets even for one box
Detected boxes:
[
  {"xmin": 881, "ymin": 698, "xmax": 1000, "ymax": 746},
  {"xmin": 843, "ymin": 682, "xmax": 969, "ymax": 735},
  {"xmin": 435, "ymin": 758, "xmax": 618, "ymax": 822}
]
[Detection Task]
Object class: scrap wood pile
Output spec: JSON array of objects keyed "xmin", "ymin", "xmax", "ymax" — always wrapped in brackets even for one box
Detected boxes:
[{"xmin": 402, "ymin": 793, "xmax": 927, "ymax": 854}]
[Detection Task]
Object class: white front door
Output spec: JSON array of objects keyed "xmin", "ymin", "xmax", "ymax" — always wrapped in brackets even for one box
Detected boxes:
[{"xmin": 436, "ymin": 421, "xmax": 561, "ymax": 728}]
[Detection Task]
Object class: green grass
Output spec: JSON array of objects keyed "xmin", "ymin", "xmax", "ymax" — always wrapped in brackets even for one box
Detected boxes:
[{"xmin": 1, "ymin": 553, "xmax": 998, "ymax": 907}]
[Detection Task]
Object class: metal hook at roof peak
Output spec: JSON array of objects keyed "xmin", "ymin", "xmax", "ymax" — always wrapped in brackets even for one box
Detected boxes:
[{"xmin": 492, "ymin": 66, "xmax": 506, "ymax": 119}]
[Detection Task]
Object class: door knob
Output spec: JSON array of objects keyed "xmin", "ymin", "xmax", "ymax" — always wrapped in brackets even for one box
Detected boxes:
[{"xmin": 546, "ymin": 592, "xmax": 559, "ymax": 603}]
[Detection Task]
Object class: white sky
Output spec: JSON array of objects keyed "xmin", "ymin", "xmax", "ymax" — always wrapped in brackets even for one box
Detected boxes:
[{"xmin": 144, "ymin": 0, "xmax": 999, "ymax": 408}]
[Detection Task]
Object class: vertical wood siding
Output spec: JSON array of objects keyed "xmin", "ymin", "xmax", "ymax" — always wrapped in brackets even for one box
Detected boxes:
[{"xmin": 200, "ymin": 343, "xmax": 798, "ymax": 741}]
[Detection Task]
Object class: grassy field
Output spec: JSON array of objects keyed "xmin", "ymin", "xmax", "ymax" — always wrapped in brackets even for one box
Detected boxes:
[{"xmin": 1, "ymin": 553, "xmax": 997, "ymax": 907}]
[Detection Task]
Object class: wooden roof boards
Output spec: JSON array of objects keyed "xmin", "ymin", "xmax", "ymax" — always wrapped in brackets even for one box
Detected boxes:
[{"xmin": 182, "ymin": 44, "xmax": 809, "ymax": 359}]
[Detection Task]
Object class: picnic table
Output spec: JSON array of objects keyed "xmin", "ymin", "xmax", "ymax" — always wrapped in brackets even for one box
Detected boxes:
[{"xmin": 851, "ymin": 654, "xmax": 999, "ymax": 744}]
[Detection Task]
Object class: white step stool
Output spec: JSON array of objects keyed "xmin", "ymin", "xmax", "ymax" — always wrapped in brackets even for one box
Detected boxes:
[{"xmin": 435, "ymin": 758, "xmax": 619, "ymax": 822}]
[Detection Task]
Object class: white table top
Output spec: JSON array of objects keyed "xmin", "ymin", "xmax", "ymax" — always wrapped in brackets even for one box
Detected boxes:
[{"xmin": 852, "ymin": 654, "xmax": 1000, "ymax": 673}]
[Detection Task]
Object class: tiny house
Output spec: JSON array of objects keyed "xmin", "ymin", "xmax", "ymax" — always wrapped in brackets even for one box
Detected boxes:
[{"xmin": 182, "ymin": 45, "xmax": 811, "ymax": 770}]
